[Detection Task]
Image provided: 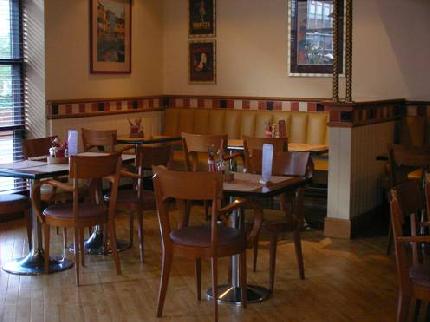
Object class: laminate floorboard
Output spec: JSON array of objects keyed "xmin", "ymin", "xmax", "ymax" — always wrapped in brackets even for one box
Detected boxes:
[{"xmin": 0, "ymin": 208, "xmax": 399, "ymax": 322}]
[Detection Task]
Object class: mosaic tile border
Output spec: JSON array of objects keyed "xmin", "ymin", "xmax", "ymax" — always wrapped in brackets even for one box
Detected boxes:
[{"xmin": 46, "ymin": 97, "xmax": 167, "ymax": 119}]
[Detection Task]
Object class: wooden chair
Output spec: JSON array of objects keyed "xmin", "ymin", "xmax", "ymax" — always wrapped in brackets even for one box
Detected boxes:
[
  {"xmin": 23, "ymin": 136, "xmax": 57, "ymax": 160},
  {"xmin": 242, "ymin": 136, "xmax": 288, "ymax": 171},
  {"xmin": 247, "ymin": 151, "xmax": 312, "ymax": 291},
  {"xmin": 39, "ymin": 154, "xmax": 122, "ymax": 285},
  {"xmin": 152, "ymin": 166, "xmax": 262, "ymax": 322},
  {"xmin": 390, "ymin": 180, "xmax": 430, "ymax": 322},
  {"xmin": 0, "ymin": 194, "xmax": 31, "ymax": 250},
  {"xmin": 181, "ymin": 132, "xmax": 229, "ymax": 172},
  {"xmin": 81, "ymin": 128, "xmax": 117, "ymax": 152},
  {"xmin": 113, "ymin": 144, "xmax": 172, "ymax": 262},
  {"xmin": 386, "ymin": 144, "xmax": 430, "ymax": 255}
]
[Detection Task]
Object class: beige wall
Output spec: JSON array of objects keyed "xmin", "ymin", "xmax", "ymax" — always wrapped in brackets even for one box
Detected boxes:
[
  {"xmin": 162, "ymin": 0, "xmax": 430, "ymax": 101},
  {"xmin": 45, "ymin": 0, "xmax": 164, "ymax": 101}
]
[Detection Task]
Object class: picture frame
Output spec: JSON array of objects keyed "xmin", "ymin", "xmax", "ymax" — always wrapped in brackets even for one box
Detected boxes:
[
  {"xmin": 90, "ymin": 0, "xmax": 131, "ymax": 73},
  {"xmin": 189, "ymin": 40, "xmax": 216, "ymax": 84},
  {"xmin": 188, "ymin": 0, "xmax": 216, "ymax": 38},
  {"xmin": 288, "ymin": 0, "xmax": 344, "ymax": 77}
]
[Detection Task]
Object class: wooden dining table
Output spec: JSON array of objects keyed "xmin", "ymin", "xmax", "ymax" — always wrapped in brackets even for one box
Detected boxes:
[
  {"xmin": 0, "ymin": 152, "xmax": 135, "ymax": 275},
  {"xmin": 207, "ymin": 172, "xmax": 308, "ymax": 304}
]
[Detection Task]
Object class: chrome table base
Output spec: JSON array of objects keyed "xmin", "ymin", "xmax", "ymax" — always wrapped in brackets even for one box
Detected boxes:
[
  {"xmin": 207, "ymin": 285, "xmax": 270, "ymax": 305},
  {"xmin": 2, "ymin": 250, "xmax": 73, "ymax": 276},
  {"xmin": 68, "ymin": 228, "xmax": 130, "ymax": 255}
]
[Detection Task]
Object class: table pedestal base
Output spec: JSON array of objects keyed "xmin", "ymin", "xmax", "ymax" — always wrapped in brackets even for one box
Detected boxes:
[
  {"xmin": 207, "ymin": 285, "xmax": 270, "ymax": 305},
  {"xmin": 2, "ymin": 250, "xmax": 73, "ymax": 276},
  {"xmin": 68, "ymin": 230, "xmax": 130, "ymax": 255}
]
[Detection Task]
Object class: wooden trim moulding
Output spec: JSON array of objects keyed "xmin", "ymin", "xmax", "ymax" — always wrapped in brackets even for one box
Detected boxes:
[{"xmin": 48, "ymin": 108, "xmax": 165, "ymax": 120}]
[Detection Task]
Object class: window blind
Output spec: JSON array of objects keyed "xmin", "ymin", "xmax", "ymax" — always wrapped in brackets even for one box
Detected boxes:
[{"xmin": 0, "ymin": 0, "xmax": 25, "ymax": 192}]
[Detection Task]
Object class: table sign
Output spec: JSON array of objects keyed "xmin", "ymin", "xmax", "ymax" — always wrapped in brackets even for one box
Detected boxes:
[
  {"xmin": 260, "ymin": 144, "xmax": 273, "ymax": 185},
  {"xmin": 67, "ymin": 129, "xmax": 79, "ymax": 156}
]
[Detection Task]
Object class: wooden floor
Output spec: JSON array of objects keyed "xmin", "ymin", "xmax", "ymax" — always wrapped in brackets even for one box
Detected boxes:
[{"xmin": 0, "ymin": 208, "xmax": 398, "ymax": 322}]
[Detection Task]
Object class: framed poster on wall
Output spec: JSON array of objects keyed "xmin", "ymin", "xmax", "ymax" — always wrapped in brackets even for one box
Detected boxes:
[
  {"xmin": 189, "ymin": 0, "xmax": 216, "ymax": 38},
  {"xmin": 189, "ymin": 40, "xmax": 216, "ymax": 84},
  {"xmin": 288, "ymin": 0, "xmax": 344, "ymax": 77},
  {"xmin": 90, "ymin": 0, "xmax": 131, "ymax": 73}
]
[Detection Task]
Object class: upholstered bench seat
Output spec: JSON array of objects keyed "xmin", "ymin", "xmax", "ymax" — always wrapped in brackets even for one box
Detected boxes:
[{"xmin": 163, "ymin": 108, "xmax": 329, "ymax": 171}]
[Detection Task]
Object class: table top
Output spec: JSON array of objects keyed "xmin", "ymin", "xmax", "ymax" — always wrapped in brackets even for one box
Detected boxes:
[
  {"xmin": 227, "ymin": 139, "xmax": 328, "ymax": 153},
  {"xmin": 223, "ymin": 172, "xmax": 306, "ymax": 198},
  {"xmin": 117, "ymin": 135, "xmax": 181, "ymax": 145},
  {"xmin": 0, "ymin": 153, "xmax": 135, "ymax": 180}
]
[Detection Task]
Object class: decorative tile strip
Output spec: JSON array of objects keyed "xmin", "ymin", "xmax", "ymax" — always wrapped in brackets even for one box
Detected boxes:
[
  {"xmin": 46, "ymin": 96, "xmax": 166, "ymax": 119},
  {"xmin": 325, "ymin": 99, "xmax": 407, "ymax": 128},
  {"xmin": 164, "ymin": 95, "xmax": 328, "ymax": 113}
]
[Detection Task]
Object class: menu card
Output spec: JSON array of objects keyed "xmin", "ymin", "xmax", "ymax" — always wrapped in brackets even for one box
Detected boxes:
[{"xmin": 260, "ymin": 144, "xmax": 273, "ymax": 184}]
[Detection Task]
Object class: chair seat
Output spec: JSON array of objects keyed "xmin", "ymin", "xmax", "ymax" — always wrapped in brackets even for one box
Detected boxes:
[
  {"xmin": 43, "ymin": 203, "xmax": 107, "ymax": 221},
  {"xmin": 111, "ymin": 189, "xmax": 156, "ymax": 210},
  {"xmin": 170, "ymin": 224, "xmax": 242, "ymax": 248},
  {"xmin": 410, "ymin": 263, "xmax": 430, "ymax": 288}
]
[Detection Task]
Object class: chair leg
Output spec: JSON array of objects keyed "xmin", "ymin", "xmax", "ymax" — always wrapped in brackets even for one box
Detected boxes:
[
  {"xmin": 43, "ymin": 224, "xmax": 50, "ymax": 273},
  {"xmin": 63, "ymin": 228, "xmax": 68, "ymax": 249},
  {"xmin": 129, "ymin": 214, "xmax": 134, "ymax": 248},
  {"xmin": 108, "ymin": 221, "xmax": 121, "ymax": 275},
  {"xmin": 293, "ymin": 230, "xmax": 305, "ymax": 280},
  {"xmin": 211, "ymin": 257, "xmax": 219, "ymax": 322},
  {"xmin": 157, "ymin": 249, "xmax": 173, "ymax": 317},
  {"xmin": 239, "ymin": 251, "xmax": 247, "ymax": 309},
  {"xmin": 195, "ymin": 257, "xmax": 202, "ymax": 301},
  {"xmin": 387, "ymin": 224, "xmax": 393, "ymax": 256},
  {"xmin": 253, "ymin": 233, "xmax": 260, "ymax": 272},
  {"xmin": 397, "ymin": 292, "xmax": 410, "ymax": 322},
  {"xmin": 74, "ymin": 228, "xmax": 80, "ymax": 286},
  {"xmin": 137, "ymin": 213, "xmax": 144, "ymax": 262},
  {"xmin": 269, "ymin": 233, "xmax": 278, "ymax": 293},
  {"xmin": 24, "ymin": 209, "xmax": 32, "ymax": 251},
  {"xmin": 79, "ymin": 228, "xmax": 85, "ymax": 267}
]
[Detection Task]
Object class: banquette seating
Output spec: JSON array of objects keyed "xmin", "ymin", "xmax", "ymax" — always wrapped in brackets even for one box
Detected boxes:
[{"xmin": 163, "ymin": 108, "xmax": 329, "ymax": 171}]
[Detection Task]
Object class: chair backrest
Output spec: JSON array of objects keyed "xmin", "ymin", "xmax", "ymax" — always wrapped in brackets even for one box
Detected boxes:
[
  {"xmin": 181, "ymin": 132, "xmax": 228, "ymax": 171},
  {"xmin": 69, "ymin": 154, "xmax": 122, "ymax": 221},
  {"xmin": 136, "ymin": 144, "xmax": 172, "ymax": 170},
  {"xmin": 243, "ymin": 136, "xmax": 288, "ymax": 170},
  {"xmin": 390, "ymin": 180, "xmax": 425, "ymax": 295},
  {"xmin": 23, "ymin": 136, "xmax": 58, "ymax": 159},
  {"xmin": 247, "ymin": 151, "xmax": 312, "ymax": 178},
  {"xmin": 388, "ymin": 144, "xmax": 430, "ymax": 186},
  {"xmin": 152, "ymin": 165, "xmax": 224, "ymax": 249},
  {"xmin": 69, "ymin": 154, "xmax": 122, "ymax": 180},
  {"xmin": 82, "ymin": 128, "xmax": 117, "ymax": 152}
]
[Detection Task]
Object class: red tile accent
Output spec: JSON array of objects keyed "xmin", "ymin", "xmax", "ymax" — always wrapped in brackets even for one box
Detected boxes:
[
  {"xmin": 198, "ymin": 98, "xmax": 204, "ymax": 107},
  {"xmin": 65, "ymin": 104, "xmax": 72, "ymax": 114},
  {"xmin": 116, "ymin": 101, "xmax": 122, "ymax": 111},
  {"xmin": 307, "ymin": 103, "xmax": 317, "ymax": 112},
  {"xmin": 227, "ymin": 100, "xmax": 234, "ymax": 109},
  {"xmin": 92, "ymin": 103, "xmax": 98, "ymax": 112},
  {"xmin": 79, "ymin": 103, "xmax": 86, "ymax": 113},
  {"xmin": 242, "ymin": 100, "xmax": 250, "ymax": 110},
  {"xmin": 149, "ymin": 99, "xmax": 154, "ymax": 109},
  {"xmin": 292, "ymin": 102, "xmax": 299, "ymax": 111},
  {"xmin": 330, "ymin": 111, "xmax": 340, "ymax": 122},
  {"xmin": 274, "ymin": 101, "xmax": 282, "ymax": 111},
  {"xmin": 104, "ymin": 102, "xmax": 110, "ymax": 112},
  {"xmin": 184, "ymin": 98, "xmax": 190, "ymax": 108},
  {"xmin": 258, "ymin": 101, "xmax": 267, "ymax": 110}
]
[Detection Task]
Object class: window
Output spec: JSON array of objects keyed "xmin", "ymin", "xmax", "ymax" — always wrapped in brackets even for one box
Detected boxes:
[
  {"xmin": 0, "ymin": 0, "xmax": 25, "ymax": 192},
  {"xmin": 289, "ymin": 0, "xmax": 344, "ymax": 76}
]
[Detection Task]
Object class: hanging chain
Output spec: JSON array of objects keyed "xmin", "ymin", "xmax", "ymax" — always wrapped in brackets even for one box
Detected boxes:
[
  {"xmin": 345, "ymin": 0, "xmax": 353, "ymax": 102},
  {"xmin": 332, "ymin": 0, "xmax": 339, "ymax": 102}
]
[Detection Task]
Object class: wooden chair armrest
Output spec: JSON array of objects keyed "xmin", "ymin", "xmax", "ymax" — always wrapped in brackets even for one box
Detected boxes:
[
  {"xmin": 218, "ymin": 198, "xmax": 263, "ymax": 245},
  {"xmin": 41, "ymin": 179, "xmax": 74, "ymax": 192},
  {"xmin": 397, "ymin": 235, "xmax": 430, "ymax": 244},
  {"xmin": 120, "ymin": 169, "xmax": 140, "ymax": 179},
  {"xmin": 117, "ymin": 144, "xmax": 135, "ymax": 154}
]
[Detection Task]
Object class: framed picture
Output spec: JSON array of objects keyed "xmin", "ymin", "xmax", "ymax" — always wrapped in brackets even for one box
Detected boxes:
[
  {"xmin": 288, "ymin": 0, "xmax": 344, "ymax": 77},
  {"xmin": 189, "ymin": 40, "xmax": 216, "ymax": 84},
  {"xmin": 189, "ymin": 0, "xmax": 216, "ymax": 38},
  {"xmin": 90, "ymin": 0, "xmax": 131, "ymax": 73}
]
